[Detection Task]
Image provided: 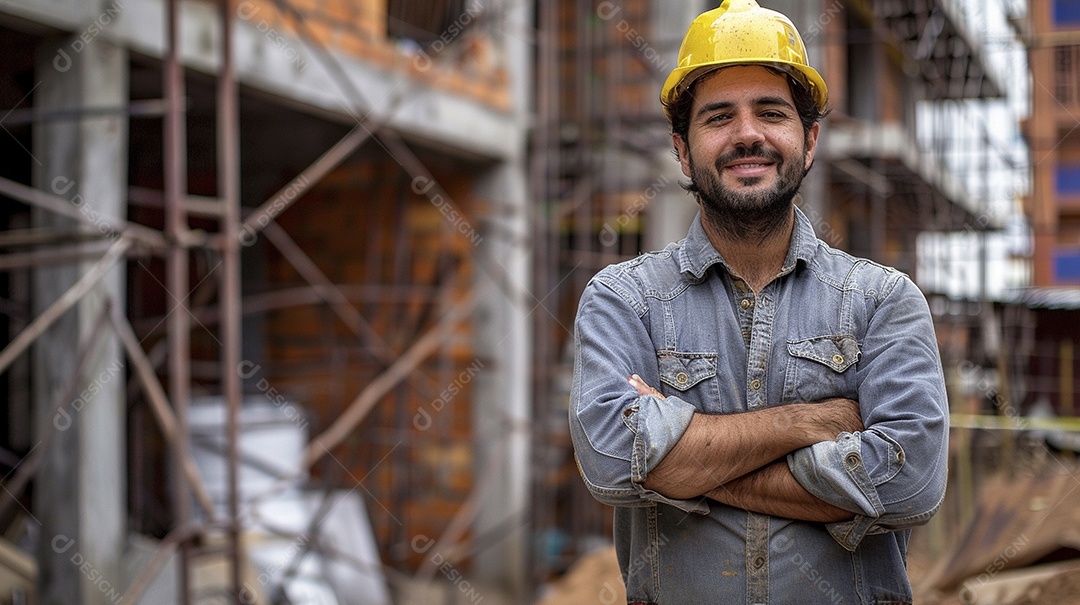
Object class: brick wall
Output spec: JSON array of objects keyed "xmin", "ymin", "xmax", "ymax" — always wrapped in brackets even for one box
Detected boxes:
[
  {"xmin": 234, "ymin": 0, "xmax": 509, "ymax": 110},
  {"xmin": 264, "ymin": 146, "xmax": 483, "ymax": 571}
]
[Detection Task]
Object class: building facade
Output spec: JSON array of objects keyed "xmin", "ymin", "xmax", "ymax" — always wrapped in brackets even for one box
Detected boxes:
[
  {"xmin": 0, "ymin": 0, "xmax": 533, "ymax": 602},
  {"xmin": 1026, "ymin": 0, "xmax": 1080, "ymax": 285}
]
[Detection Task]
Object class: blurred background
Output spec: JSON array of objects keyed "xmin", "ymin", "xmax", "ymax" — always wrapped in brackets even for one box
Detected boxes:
[{"xmin": 0, "ymin": 0, "xmax": 1075, "ymax": 603}]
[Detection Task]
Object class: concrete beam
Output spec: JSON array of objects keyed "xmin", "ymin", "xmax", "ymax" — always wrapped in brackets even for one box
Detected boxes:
[{"xmin": 0, "ymin": 0, "xmax": 522, "ymax": 161}]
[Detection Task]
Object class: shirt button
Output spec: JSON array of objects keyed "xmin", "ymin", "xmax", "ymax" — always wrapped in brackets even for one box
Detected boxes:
[
  {"xmin": 845, "ymin": 453, "xmax": 861, "ymax": 467},
  {"xmin": 749, "ymin": 379, "xmax": 762, "ymax": 390},
  {"xmin": 753, "ymin": 556, "xmax": 765, "ymax": 569},
  {"xmin": 832, "ymin": 354, "xmax": 845, "ymax": 365},
  {"xmin": 675, "ymin": 372, "xmax": 689, "ymax": 385},
  {"xmin": 740, "ymin": 298, "xmax": 753, "ymax": 310}
]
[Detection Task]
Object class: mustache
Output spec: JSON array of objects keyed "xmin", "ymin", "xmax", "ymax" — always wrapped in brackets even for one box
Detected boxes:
[{"xmin": 715, "ymin": 144, "xmax": 784, "ymax": 168}]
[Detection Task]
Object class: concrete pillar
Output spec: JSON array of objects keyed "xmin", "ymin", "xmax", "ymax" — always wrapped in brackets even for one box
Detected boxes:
[
  {"xmin": 472, "ymin": 160, "xmax": 531, "ymax": 598},
  {"xmin": 469, "ymin": 0, "xmax": 532, "ymax": 599},
  {"xmin": 646, "ymin": 152, "xmax": 698, "ymax": 251},
  {"xmin": 647, "ymin": 0, "xmax": 706, "ymax": 250},
  {"xmin": 32, "ymin": 36, "xmax": 128, "ymax": 605}
]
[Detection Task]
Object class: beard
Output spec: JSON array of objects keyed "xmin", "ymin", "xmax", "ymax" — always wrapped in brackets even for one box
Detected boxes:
[{"xmin": 686, "ymin": 142, "xmax": 808, "ymax": 243}]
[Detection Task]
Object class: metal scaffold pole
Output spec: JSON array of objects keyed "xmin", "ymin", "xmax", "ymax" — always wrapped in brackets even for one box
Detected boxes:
[
  {"xmin": 164, "ymin": 0, "xmax": 194, "ymax": 601},
  {"xmin": 216, "ymin": 0, "xmax": 245, "ymax": 600}
]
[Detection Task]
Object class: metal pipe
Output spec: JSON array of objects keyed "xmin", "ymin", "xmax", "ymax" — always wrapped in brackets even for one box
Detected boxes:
[
  {"xmin": 529, "ymin": 0, "xmax": 560, "ymax": 588},
  {"xmin": 0, "ymin": 240, "xmax": 116, "ymax": 271},
  {"xmin": 0, "ymin": 176, "xmax": 166, "ymax": 249},
  {"xmin": 0, "ymin": 302, "xmax": 111, "ymax": 522},
  {"xmin": 0, "ymin": 228, "xmax": 99, "ymax": 247},
  {"xmin": 216, "ymin": 0, "xmax": 245, "ymax": 600},
  {"xmin": 119, "ymin": 522, "xmax": 203, "ymax": 605},
  {"xmin": 164, "ymin": 0, "xmax": 194, "ymax": 599},
  {"xmin": 301, "ymin": 291, "xmax": 476, "ymax": 468},
  {"xmin": 0, "ymin": 99, "xmax": 170, "ymax": 126},
  {"xmin": 0, "ymin": 237, "xmax": 130, "ymax": 377},
  {"xmin": 259, "ymin": 221, "xmax": 394, "ymax": 363},
  {"xmin": 108, "ymin": 299, "xmax": 218, "ymax": 520},
  {"xmin": 129, "ymin": 186, "xmax": 226, "ymax": 218},
  {"xmin": 131, "ymin": 284, "xmax": 450, "ymax": 334},
  {"xmin": 237, "ymin": 127, "xmax": 371, "ymax": 239},
  {"xmin": 416, "ymin": 430, "xmax": 509, "ymax": 579}
]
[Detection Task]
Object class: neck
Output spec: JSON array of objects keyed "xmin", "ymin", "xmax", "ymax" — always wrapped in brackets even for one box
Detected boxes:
[{"xmin": 701, "ymin": 205, "xmax": 795, "ymax": 292}]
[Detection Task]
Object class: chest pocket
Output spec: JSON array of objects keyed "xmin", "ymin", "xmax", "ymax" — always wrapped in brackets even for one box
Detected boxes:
[
  {"xmin": 783, "ymin": 335, "xmax": 860, "ymax": 403},
  {"xmin": 657, "ymin": 351, "xmax": 723, "ymax": 412}
]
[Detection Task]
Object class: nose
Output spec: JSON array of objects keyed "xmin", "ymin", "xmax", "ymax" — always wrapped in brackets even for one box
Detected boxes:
[{"xmin": 730, "ymin": 113, "xmax": 766, "ymax": 148}]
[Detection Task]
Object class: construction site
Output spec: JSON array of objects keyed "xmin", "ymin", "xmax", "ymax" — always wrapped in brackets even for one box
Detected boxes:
[{"xmin": 0, "ymin": 0, "xmax": 1076, "ymax": 603}]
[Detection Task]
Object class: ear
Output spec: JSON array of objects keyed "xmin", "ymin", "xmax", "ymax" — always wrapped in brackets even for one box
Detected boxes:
[
  {"xmin": 803, "ymin": 122, "xmax": 820, "ymax": 171},
  {"xmin": 672, "ymin": 133, "xmax": 692, "ymax": 178}
]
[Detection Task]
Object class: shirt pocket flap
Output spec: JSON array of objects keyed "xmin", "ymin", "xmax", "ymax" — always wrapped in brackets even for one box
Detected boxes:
[
  {"xmin": 787, "ymin": 335, "xmax": 860, "ymax": 373},
  {"xmin": 658, "ymin": 353, "xmax": 718, "ymax": 391}
]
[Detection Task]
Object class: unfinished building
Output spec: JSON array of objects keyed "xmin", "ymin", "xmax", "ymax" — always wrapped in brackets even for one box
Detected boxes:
[
  {"xmin": 0, "ymin": 0, "xmax": 1066, "ymax": 603},
  {"xmin": 0, "ymin": 0, "xmax": 531, "ymax": 602}
]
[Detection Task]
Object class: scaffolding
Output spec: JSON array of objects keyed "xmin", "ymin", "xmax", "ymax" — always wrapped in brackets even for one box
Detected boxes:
[
  {"xmin": 526, "ymin": 0, "xmax": 1044, "ymax": 579},
  {"xmin": 0, "ymin": 0, "xmax": 526, "ymax": 602}
]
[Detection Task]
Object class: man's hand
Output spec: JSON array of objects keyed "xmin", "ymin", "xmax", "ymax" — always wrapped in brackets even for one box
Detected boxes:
[
  {"xmin": 629, "ymin": 374, "xmax": 663, "ymax": 399},
  {"xmin": 707, "ymin": 460, "xmax": 857, "ymax": 522},
  {"xmin": 802, "ymin": 397, "xmax": 864, "ymax": 441}
]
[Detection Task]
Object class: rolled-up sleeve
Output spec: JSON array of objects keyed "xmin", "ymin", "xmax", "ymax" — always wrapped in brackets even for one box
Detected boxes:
[
  {"xmin": 569, "ymin": 272, "xmax": 707, "ymax": 514},
  {"xmin": 788, "ymin": 272, "xmax": 948, "ymax": 550}
]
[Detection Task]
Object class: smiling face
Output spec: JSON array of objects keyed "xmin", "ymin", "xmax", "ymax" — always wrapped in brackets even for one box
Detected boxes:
[{"xmin": 672, "ymin": 65, "xmax": 819, "ymax": 240}]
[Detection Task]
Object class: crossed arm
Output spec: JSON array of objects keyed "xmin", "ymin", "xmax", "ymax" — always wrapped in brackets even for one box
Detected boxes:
[{"xmin": 629, "ymin": 375, "xmax": 862, "ymax": 522}]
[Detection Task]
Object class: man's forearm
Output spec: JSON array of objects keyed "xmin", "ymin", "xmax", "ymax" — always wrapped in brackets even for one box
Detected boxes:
[
  {"xmin": 630, "ymin": 374, "xmax": 863, "ymax": 500},
  {"xmin": 640, "ymin": 404, "xmax": 852, "ymax": 499},
  {"xmin": 707, "ymin": 459, "xmax": 855, "ymax": 522}
]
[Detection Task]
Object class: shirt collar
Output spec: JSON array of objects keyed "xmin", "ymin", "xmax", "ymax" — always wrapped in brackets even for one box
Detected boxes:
[{"xmin": 677, "ymin": 206, "xmax": 818, "ymax": 279}]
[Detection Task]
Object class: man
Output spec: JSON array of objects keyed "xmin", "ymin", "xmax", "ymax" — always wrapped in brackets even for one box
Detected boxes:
[{"xmin": 568, "ymin": 1, "xmax": 949, "ymax": 603}]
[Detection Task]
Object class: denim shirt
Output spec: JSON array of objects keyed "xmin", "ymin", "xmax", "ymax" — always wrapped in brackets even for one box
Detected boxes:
[{"xmin": 569, "ymin": 208, "xmax": 948, "ymax": 604}]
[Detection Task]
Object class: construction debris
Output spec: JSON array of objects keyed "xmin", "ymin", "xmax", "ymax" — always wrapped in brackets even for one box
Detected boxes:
[
  {"xmin": 920, "ymin": 470, "xmax": 1080, "ymax": 604},
  {"xmin": 534, "ymin": 546, "xmax": 624, "ymax": 605},
  {"xmin": 0, "ymin": 536, "xmax": 34, "ymax": 604}
]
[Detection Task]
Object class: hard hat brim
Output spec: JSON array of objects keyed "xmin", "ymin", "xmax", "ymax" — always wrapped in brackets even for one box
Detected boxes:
[{"xmin": 661, "ymin": 59, "xmax": 828, "ymax": 118}]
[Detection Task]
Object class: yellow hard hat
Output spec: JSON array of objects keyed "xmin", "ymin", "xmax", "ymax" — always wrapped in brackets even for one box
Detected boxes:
[{"xmin": 661, "ymin": 0, "xmax": 828, "ymax": 117}]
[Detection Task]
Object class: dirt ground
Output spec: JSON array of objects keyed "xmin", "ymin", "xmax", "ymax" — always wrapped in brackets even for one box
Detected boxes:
[{"xmin": 537, "ymin": 531, "xmax": 1080, "ymax": 605}]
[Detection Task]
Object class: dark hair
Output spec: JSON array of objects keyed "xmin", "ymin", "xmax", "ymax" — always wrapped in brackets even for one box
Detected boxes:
[{"xmin": 665, "ymin": 66, "xmax": 830, "ymax": 159}]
